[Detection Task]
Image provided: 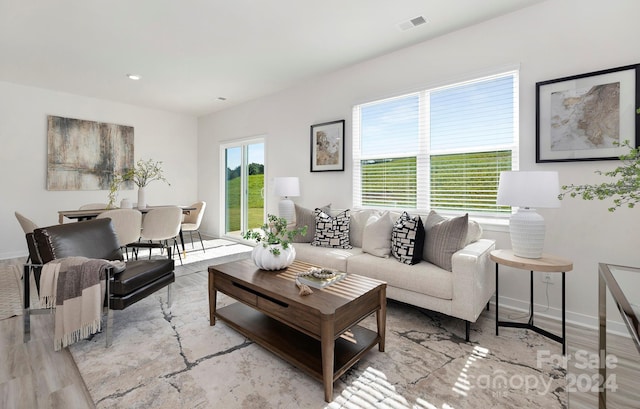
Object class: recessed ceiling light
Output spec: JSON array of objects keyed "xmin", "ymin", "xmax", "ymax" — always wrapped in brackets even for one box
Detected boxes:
[{"xmin": 127, "ymin": 74, "xmax": 142, "ymax": 80}]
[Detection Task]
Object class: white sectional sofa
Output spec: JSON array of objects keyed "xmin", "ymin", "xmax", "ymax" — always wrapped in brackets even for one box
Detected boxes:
[{"xmin": 291, "ymin": 207, "xmax": 496, "ymax": 341}]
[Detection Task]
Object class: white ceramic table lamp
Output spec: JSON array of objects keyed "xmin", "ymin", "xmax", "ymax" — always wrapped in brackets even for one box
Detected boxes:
[
  {"xmin": 497, "ymin": 171, "xmax": 560, "ymax": 259},
  {"xmin": 274, "ymin": 177, "xmax": 300, "ymax": 223}
]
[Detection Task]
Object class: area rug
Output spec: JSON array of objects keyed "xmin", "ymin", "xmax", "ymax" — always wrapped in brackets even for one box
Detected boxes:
[
  {"xmin": 0, "ymin": 265, "xmax": 23, "ymax": 320},
  {"xmin": 69, "ymin": 268, "xmax": 568, "ymax": 409}
]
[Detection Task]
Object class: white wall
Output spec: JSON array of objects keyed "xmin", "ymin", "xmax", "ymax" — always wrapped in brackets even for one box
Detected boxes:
[
  {"xmin": 198, "ymin": 0, "xmax": 640, "ymax": 329},
  {"xmin": 0, "ymin": 81, "xmax": 198, "ymax": 259}
]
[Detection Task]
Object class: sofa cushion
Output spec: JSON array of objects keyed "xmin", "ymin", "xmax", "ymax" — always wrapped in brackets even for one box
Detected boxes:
[
  {"xmin": 347, "ymin": 253, "xmax": 453, "ymax": 300},
  {"xmin": 391, "ymin": 211, "xmax": 425, "ymax": 265},
  {"xmin": 311, "ymin": 209, "xmax": 352, "ymax": 249},
  {"xmin": 293, "ymin": 243, "xmax": 362, "ymax": 272},
  {"xmin": 349, "ymin": 209, "xmax": 378, "ymax": 248},
  {"xmin": 362, "ymin": 211, "xmax": 393, "ymax": 258},
  {"xmin": 292, "ymin": 204, "xmax": 330, "ymax": 243},
  {"xmin": 465, "ymin": 220, "xmax": 482, "ymax": 245},
  {"xmin": 423, "ymin": 211, "xmax": 468, "ymax": 271}
]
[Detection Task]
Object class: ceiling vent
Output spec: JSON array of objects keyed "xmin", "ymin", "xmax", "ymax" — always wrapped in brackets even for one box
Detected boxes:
[{"xmin": 396, "ymin": 15, "xmax": 428, "ymax": 32}]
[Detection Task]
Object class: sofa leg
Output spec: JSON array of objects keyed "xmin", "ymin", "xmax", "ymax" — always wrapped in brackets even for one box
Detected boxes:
[
  {"xmin": 487, "ymin": 301, "xmax": 490, "ymax": 311},
  {"xmin": 465, "ymin": 320, "xmax": 470, "ymax": 342}
]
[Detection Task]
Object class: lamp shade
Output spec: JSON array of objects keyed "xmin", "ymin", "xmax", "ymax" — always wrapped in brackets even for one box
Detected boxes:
[
  {"xmin": 497, "ymin": 171, "xmax": 560, "ymax": 209},
  {"xmin": 274, "ymin": 177, "xmax": 300, "ymax": 198}
]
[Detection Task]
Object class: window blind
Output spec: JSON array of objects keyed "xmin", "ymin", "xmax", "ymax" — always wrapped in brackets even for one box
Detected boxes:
[
  {"xmin": 430, "ymin": 151, "xmax": 512, "ymax": 213},
  {"xmin": 353, "ymin": 69, "xmax": 519, "ymax": 215}
]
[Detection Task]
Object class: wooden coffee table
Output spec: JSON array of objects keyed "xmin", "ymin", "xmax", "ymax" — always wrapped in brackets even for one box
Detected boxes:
[{"xmin": 208, "ymin": 259, "xmax": 386, "ymax": 402}]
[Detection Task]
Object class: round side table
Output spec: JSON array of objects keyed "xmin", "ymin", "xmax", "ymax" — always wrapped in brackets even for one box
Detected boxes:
[{"xmin": 490, "ymin": 249, "xmax": 573, "ymax": 354}]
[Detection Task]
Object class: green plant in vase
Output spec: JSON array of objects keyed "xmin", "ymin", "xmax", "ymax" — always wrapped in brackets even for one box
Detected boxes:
[
  {"xmin": 107, "ymin": 158, "xmax": 170, "ymax": 209},
  {"xmin": 559, "ymin": 140, "xmax": 640, "ymax": 211},
  {"xmin": 242, "ymin": 214, "xmax": 307, "ymax": 255}
]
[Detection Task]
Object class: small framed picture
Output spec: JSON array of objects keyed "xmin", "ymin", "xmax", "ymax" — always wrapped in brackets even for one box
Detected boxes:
[
  {"xmin": 536, "ymin": 64, "xmax": 640, "ymax": 162},
  {"xmin": 310, "ymin": 120, "xmax": 345, "ymax": 172}
]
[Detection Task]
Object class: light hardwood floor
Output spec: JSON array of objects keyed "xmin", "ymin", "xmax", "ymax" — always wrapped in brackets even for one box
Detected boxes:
[
  {"xmin": 2, "ymin": 256, "xmax": 639, "ymax": 408},
  {"xmin": 0, "ymin": 240, "xmax": 248, "ymax": 409},
  {"xmin": 0, "ymin": 259, "xmax": 94, "ymax": 409}
]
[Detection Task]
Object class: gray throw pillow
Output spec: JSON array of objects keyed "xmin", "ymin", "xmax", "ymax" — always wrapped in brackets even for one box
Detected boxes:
[
  {"xmin": 292, "ymin": 204, "xmax": 330, "ymax": 243},
  {"xmin": 311, "ymin": 209, "xmax": 352, "ymax": 249},
  {"xmin": 424, "ymin": 210, "xmax": 468, "ymax": 271}
]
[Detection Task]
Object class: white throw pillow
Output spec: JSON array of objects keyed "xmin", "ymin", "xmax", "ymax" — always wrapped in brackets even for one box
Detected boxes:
[
  {"xmin": 465, "ymin": 220, "xmax": 483, "ymax": 245},
  {"xmin": 349, "ymin": 209, "xmax": 378, "ymax": 248},
  {"xmin": 362, "ymin": 212, "xmax": 393, "ymax": 258}
]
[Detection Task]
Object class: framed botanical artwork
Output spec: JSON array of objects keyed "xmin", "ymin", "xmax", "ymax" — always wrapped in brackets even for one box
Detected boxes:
[
  {"xmin": 536, "ymin": 64, "xmax": 640, "ymax": 162},
  {"xmin": 310, "ymin": 119, "xmax": 345, "ymax": 172}
]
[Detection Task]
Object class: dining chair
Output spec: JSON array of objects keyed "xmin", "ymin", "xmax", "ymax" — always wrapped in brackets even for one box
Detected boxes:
[
  {"xmin": 97, "ymin": 209, "xmax": 142, "ymax": 260},
  {"xmin": 79, "ymin": 203, "xmax": 108, "ymax": 210},
  {"xmin": 181, "ymin": 201, "xmax": 207, "ymax": 252},
  {"xmin": 15, "ymin": 211, "xmax": 38, "ymax": 234},
  {"xmin": 15, "ymin": 211, "xmax": 39, "ymax": 263},
  {"xmin": 139, "ymin": 206, "xmax": 183, "ymax": 265}
]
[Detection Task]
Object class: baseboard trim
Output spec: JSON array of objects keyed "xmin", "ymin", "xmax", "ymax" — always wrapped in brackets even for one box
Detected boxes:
[
  {"xmin": 0, "ymin": 252, "xmax": 27, "ymax": 262},
  {"xmin": 490, "ymin": 295, "xmax": 631, "ymax": 339}
]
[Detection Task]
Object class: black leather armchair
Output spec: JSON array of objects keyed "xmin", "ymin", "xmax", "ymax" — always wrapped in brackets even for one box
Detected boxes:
[{"xmin": 24, "ymin": 218, "xmax": 175, "ymax": 347}]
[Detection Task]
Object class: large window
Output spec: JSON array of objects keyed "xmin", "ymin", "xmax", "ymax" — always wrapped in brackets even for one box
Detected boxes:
[{"xmin": 353, "ymin": 70, "xmax": 518, "ymax": 216}]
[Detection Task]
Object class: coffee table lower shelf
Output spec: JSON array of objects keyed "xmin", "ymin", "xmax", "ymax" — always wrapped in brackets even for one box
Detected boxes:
[{"xmin": 216, "ymin": 301, "xmax": 379, "ymax": 388}]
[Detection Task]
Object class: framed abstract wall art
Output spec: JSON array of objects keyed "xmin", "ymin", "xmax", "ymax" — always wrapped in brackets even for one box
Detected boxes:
[
  {"xmin": 310, "ymin": 119, "xmax": 345, "ymax": 172},
  {"xmin": 47, "ymin": 115, "xmax": 134, "ymax": 190},
  {"xmin": 536, "ymin": 64, "xmax": 640, "ymax": 162}
]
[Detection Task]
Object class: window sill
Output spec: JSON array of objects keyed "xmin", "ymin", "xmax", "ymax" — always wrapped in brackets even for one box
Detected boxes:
[{"xmin": 473, "ymin": 216, "xmax": 509, "ymax": 233}]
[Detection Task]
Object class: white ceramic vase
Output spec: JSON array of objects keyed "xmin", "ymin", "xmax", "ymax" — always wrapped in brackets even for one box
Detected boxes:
[
  {"xmin": 120, "ymin": 198, "xmax": 132, "ymax": 209},
  {"xmin": 251, "ymin": 244, "xmax": 296, "ymax": 270},
  {"xmin": 137, "ymin": 187, "xmax": 146, "ymax": 209}
]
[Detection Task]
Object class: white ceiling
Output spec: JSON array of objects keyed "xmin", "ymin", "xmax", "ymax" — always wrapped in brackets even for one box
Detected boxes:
[{"xmin": 0, "ymin": 0, "xmax": 543, "ymax": 116}]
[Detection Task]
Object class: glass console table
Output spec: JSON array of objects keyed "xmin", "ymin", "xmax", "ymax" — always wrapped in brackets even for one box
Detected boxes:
[{"xmin": 598, "ymin": 263, "xmax": 640, "ymax": 409}]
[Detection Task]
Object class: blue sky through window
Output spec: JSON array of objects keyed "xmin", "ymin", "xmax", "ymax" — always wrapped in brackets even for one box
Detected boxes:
[
  {"xmin": 361, "ymin": 94, "xmax": 419, "ymax": 157},
  {"xmin": 226, "ymin": 143, "xmax": 264, "ymax": 170},
  {"xmin": 431, "ymin": 76, "xmax": 514, "ymax": 151},
  {"xmin": 360, "ymin": 75, "xmax": 514, "ymax": 155}
]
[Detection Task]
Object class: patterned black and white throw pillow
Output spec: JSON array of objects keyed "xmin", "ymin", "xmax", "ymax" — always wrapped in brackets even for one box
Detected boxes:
[
  {"xmin": 311, "ymin": 209, "xmax": 352, "ymax": 249},
  {"xmin": 391, "ymin": 211, "xmax": 425, "ymax": 265}
]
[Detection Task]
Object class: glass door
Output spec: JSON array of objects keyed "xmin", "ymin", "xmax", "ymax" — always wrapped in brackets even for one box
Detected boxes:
[{"xmin": 223, "ymin": 139, "xmax": 265, "ymax": 238}]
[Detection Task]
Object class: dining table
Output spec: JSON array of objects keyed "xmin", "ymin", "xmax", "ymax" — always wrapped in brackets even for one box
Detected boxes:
[{"xmin": 57, "ymin": 205, "xmax": 196, "ymax": 255}]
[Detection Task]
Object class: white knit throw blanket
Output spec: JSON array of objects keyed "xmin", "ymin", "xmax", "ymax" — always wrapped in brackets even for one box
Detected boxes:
[{"xmin": 39, "ymin": 257, "xmax": 111, "ymax": 351}]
